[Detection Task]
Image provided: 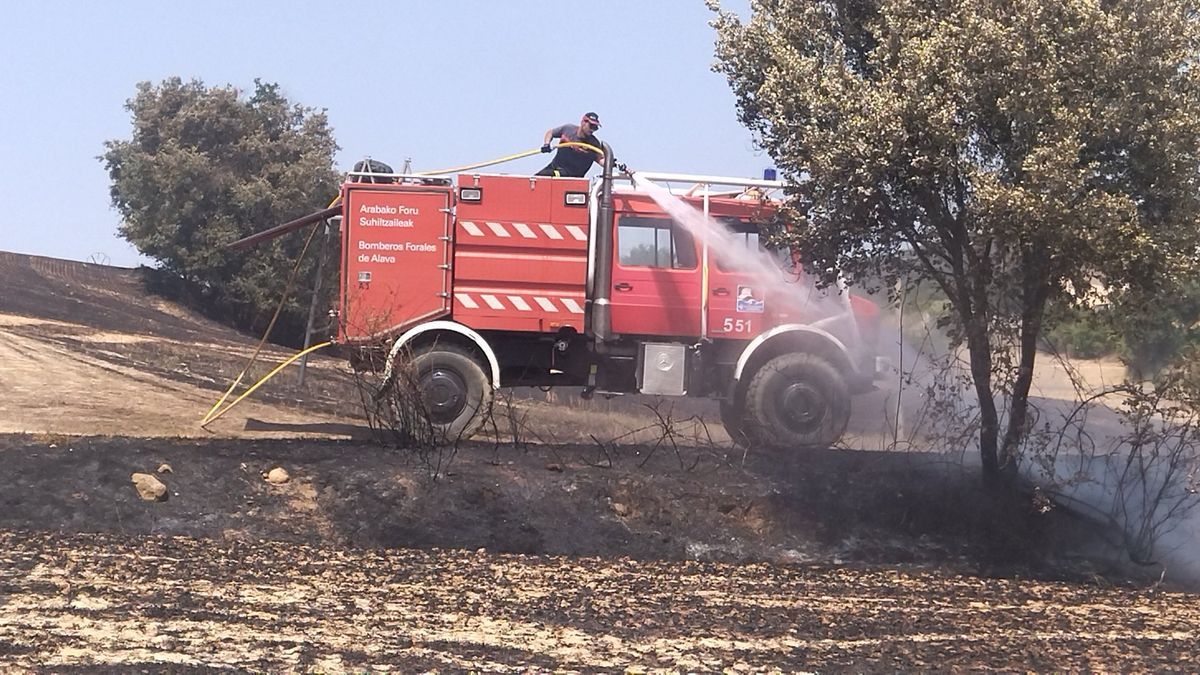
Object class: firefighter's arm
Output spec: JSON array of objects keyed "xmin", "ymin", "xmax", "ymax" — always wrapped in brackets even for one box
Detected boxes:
[{"xmin": 542, "ymin": 125, "xmax": 566, "ymax": 152}]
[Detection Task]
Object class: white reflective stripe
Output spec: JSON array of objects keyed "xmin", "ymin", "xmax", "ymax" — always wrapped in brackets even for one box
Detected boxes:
[
  {"xmin": 461, "ymin": 221, "xmax": 484, "ymax": 237},
  {"xmin": 539, "ymin": 224, "xmax": 563, "ymax": 240},
  {"xmin": 459, "ymin": 293, "xmax": 584, "ymax": 314},
  {"xmin": 486, "ymin": 221, "xmax": 510, "ymax": 237},
  {"xmin": 512, "ymin": 222, "xmax": 537, "ymax": 238},
  {"xmin": 566, "ymin": 225, "xmax": 587, "ymax": 241}
]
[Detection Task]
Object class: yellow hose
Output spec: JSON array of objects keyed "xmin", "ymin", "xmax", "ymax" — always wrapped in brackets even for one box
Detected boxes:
[
  {"xmin": 555, "ymin": 141, "xmax": 605, "ymax": 157},
  {"xmin": 412, "ymin": 148, "xmax": 542, "ymax": 176},
  {"xmin": 201, "ymin": 341, "xmax": 332, "ymax": 428},
  {"xmin": 408, "ymin": 142, "xmax": 605, "ymax": 177},
  {"xmin": 201, "ymin": 221, "xmax": 322, "ymax": 425}
]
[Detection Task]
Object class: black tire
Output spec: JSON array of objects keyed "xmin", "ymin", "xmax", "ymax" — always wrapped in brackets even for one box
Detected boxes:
[
  {"xmin": 719, "ymin": 396, "xmax": 750, "ymax": 447},
  {"xmin": 409, "ymin": 345, "xmax": 493, "ymax": 441},
  {"xmin": 743, "ymin": 352, "xmax": 850, "ymax": 450}
]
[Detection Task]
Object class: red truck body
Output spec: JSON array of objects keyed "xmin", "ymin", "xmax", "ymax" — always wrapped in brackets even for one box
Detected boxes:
[{"xmin": 334, "ymin": 158, "xmax": 881, "ymax": 449}]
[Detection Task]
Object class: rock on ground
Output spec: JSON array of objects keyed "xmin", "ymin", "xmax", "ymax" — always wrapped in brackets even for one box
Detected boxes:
[{"xmin": 130, "ymin": 473, "xmax": 167, "ymax": 501}]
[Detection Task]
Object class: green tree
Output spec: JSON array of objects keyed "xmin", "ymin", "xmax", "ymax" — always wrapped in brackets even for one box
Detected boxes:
[
  {"xmin": 1113, "ymin": 279, "xmax": 1200, "ymax": 380},
  {"xmin": 712, "ymin": 0, "xmax": 1200, "ymax": 481},
  {"xmin": 102, "ymin": 78, "xmax": 340, "ymax": 343}
]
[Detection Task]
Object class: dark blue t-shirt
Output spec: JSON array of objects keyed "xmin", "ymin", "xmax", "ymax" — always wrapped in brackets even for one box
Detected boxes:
[{"xmin": 545, "ymin": 124, "xmax": 602, "ymax": 177}]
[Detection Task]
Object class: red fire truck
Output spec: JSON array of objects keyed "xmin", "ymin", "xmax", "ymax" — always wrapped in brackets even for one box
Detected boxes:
[
  {"xmin": 313, "ymin": 142, "xmax": 882, "ymax": 449},
  {"xmin": 225, "ymin": 145, "xmax": 882, "ymax": 447}
]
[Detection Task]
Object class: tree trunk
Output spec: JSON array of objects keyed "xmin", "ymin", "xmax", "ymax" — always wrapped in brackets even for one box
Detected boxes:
[
  {"xmin": 999, "ymin": 275, "xmax": 1050, "ymax": 480},
  {"xmin": 965, "ymin": 318, "xmax": 1001, "ymax": 480},
  {"xmin": 997, "ymin": 336, "xmax": 1036, "ymax": 485}
]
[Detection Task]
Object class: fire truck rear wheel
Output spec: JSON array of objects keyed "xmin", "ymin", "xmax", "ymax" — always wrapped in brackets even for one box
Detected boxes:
[
  {"xmin": 411, "ymin": 345, "xmax": 493, "ymax": 441},
  {"xmin": 744, "ymin": 352, "xmax": 849, "ymax": 450}
]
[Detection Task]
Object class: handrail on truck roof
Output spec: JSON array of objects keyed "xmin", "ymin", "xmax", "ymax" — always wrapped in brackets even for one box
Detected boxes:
[
  {"xmin": 343, "ymin": 170, "xmax": 590, "ymax": 180},
  {"xmin": 344, "ymin": 169, "xmax": 786, "ymax": 191},
  {"xmin": 619, "ymin": 171, "xmax": 785, "ymax": 190}
]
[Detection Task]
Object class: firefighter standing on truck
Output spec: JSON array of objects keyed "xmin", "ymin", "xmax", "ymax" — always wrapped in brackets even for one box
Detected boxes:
[{"xmin": 537, "ymin": 112, "xmax": 604, "ymax": 177}]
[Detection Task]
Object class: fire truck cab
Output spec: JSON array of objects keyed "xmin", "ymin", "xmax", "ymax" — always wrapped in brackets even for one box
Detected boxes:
[{"xmin": 337, "ymin": 143, "xmax": 880, "ymax": 449}]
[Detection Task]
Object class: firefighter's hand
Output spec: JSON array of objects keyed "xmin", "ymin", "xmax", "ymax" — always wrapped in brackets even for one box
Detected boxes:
[
  {"xmin": 541, "ymin": 143, "xmax": 552, "ymax": 153},
  {"xmin": 617, "ymin": 162, "xmax": 629, "ymax": 173}
]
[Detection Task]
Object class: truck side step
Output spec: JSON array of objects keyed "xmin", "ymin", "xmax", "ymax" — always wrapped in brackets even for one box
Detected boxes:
[{"xmin": 580, "ymin": 387, "xmax": 626, "ymax": 400}]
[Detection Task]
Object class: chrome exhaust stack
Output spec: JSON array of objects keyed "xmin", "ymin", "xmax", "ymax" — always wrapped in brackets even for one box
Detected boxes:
[{"xmin": 591, "ymin": 141, "xmax": 616, "ymax": 344}]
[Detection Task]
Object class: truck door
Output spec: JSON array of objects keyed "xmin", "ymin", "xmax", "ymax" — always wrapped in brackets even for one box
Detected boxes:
[
  {"xmin": 609, "ymin": 213, "xmax": 703, "ymax": 337},
  {"xmin": 339, "ymin": 183, "xmax": 453, "ymax": 342},
  {"xmin": 705, "ymin": 219, "xmax": 796, "ymax": 340}
]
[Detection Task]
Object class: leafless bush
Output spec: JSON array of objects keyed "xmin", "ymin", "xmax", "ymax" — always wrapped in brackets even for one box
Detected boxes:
[
  {"xmin": 477, "ymin": 390, "xmax": 557, "ymax": 464},
  {"xmin": 352, "ymin": 347, "xmax": 560, "ymax": 476},
  {"xmin": 1107, "ymin": 381, "xmax": 1200, "ymax": 565},
  {"xmin": 1025, "ymin": 365, "xmax": 1200, "ymax": 567},
  {"xmin": 348, "ymin": 346, "xmax": 444, "ymax": 471},
  {"xmin": 636, "ymin": 401, "xmax": 725, "ymax": 470},
  {"xmin": 876, "ymin": 290, "xmax": 982, "ymax": 456},
  {"xmin": 472, "ymin": 390, "xmax": 734, "ymax": 471},
  {"xmin": 567, "ymin": 400, "xmax": 732, "ymax": 471},
  {"xmin": 887, "ymin": 284, "xmax": 1200, "ymax": 570}
]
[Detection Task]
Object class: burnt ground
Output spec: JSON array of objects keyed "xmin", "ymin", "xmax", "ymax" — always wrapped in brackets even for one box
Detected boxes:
[
  {"xmin": 4, "ymin": 531, "xmax": 1199, "ymax": 672},
  {"xmin": 2, "ymin": 251, "xmax": 1199, "ymax": 670},
  {"xmin": 0, "ymin": 434, "xmax": 1092, "ymax": 567},
  {"xmin": 5, "ymin": 433, "xmax": 1197, "ymax": 671}
]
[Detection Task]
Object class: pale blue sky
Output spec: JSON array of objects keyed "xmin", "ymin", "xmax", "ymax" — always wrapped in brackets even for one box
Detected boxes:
[{"xmin": 0, "ymin": 1, "xmax": 762, "ymax": 268}]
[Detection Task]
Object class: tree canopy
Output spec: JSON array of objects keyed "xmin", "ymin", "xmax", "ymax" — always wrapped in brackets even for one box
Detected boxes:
[
  {"xmin": 102, "ymin": 78, "xmax": 341, "ymax": 342},
  {"xmin": 712, "ymin": 0, "xmax": 1200, "ymax": 478}
]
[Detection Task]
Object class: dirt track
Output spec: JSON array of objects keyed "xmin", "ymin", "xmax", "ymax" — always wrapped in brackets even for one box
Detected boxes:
[
  {"xmin": 0, "ymin": 318, "xmax": 357, "ymax": 438},
  {"xmin": 0, "ymin": 252, "xmax": 364, "ymax": 438}
]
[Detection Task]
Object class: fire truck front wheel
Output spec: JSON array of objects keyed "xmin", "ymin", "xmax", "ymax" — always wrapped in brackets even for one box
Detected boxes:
[
  {"xmin": 719, "ymin": 397, "xmax": 750, "ymax": 447},
  {"xmin": 411, "ymin": 345, "xmax": 493, "ymax": 440},
  {"xmin": 743, "ymin": 352, "xmax": 850, "ymax": 450}
]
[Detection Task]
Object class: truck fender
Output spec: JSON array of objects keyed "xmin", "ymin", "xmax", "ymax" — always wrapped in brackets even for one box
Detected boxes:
[
  {"xmin": 382, "ymin": 321, "xmax": 502, "ymax": 390},
  {"xmin": 732, "ymin": 324, "xmax": 858, "ymax": 383}
]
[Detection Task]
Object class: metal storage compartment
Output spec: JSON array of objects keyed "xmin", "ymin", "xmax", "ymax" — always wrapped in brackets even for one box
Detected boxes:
[{"xmin": 451, "ymin": 174, "xmax": 591, "ymax": 333}]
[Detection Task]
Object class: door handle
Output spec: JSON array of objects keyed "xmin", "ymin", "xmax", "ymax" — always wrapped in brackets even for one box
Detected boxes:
[
  {"xmin": 712, "ymin": 287, "xmax": 730, "ymax": 296},
  {"xmin": 614, "ymin": 282, "xmax": 633, "ymax": 292}
]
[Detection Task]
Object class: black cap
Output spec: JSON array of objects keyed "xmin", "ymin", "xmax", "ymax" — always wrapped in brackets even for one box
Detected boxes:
[{"xmin": 582, "ymin": 112, "xmax": 601, "ymax": 128}]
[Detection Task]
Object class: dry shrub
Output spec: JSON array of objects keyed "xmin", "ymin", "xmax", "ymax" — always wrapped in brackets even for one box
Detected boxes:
[
  {"xmin": 887, "ymin": 295, "xmax": 1200, "ymax": 570},
  {"xmin": 349, "ymin": 346, "xmax": 444, "ymax": 470},
  {"xmin": 1026, "ymin": 364, "xmax": 1200, "ymax": 568}
]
